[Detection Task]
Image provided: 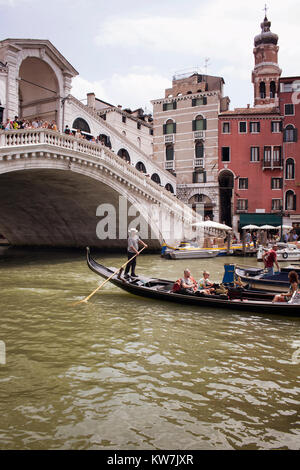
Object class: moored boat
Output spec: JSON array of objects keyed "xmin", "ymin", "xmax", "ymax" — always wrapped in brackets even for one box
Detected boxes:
[
  {"xmin": 234, "ymin": 263, "xmax": 300, "ymax": 293},
  {"xmin": 161, "ymin": 241, "xmax": 219, "ymax": 259},
  {"xmin": 257, "ymin": 243, "xmax": 300, "ymax": 262},
  {"xmin": 86, "ymin": 248, "xmax": 300, "ymax": 316}
]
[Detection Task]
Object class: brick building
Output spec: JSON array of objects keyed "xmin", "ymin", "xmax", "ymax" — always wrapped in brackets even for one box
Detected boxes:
[{"xmin": 218, "ymin": 15, "xmax": 300, "ymax": 233}]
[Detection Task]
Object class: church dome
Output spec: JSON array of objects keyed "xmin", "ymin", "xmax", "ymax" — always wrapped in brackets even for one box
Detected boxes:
[{"xmin": 254, "ymin": 16, "xmax": 278, "ymax": 46}]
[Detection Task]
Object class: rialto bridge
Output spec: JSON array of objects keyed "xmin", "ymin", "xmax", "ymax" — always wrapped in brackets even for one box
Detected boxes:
[
  {"xmin": 0, "ymin": 129, "xmax": 198, "ymax": 249},
  {"xmin": 0, "ymin": 38, "xmax": 200, "ymax": 249}
]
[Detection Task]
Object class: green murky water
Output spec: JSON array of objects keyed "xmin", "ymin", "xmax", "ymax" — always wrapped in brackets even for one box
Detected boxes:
[{"xmin": 0, "ymin": 247, "xmax": 299, "ymax": 450}]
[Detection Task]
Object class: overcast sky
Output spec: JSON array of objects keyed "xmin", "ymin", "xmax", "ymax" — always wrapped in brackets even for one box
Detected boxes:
[{"xmin": 1, "ymin": 0, "xmax": 299, "ymax": 112}]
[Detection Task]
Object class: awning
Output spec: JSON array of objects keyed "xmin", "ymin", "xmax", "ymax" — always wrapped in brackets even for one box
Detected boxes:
[{"xmin": 239, "ymin": 213, "xmax": 282, "ymax": 228}]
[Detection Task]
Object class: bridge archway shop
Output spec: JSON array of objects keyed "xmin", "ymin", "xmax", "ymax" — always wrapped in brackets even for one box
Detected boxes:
[{"xmin": 19, "ymin": 56, "xmax": 60, "ymax": 123}]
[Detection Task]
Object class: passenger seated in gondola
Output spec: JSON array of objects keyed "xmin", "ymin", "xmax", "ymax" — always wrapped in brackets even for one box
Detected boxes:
[
  {"xmin": 198, "ymin": 270, "xmax": 215, "ymax": 295},
  {"xmin": 172, "ymin": 269, "xmax": 197, "ymax": 294},
  {"xmin": 273, "ymin": 271, "xmax": 299, "ymax": 303}
]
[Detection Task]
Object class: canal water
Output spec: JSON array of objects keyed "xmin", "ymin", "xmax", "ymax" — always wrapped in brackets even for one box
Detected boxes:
[{"xmin": 0, "ymin": 247, "xmax": 299, "ymax": 450}]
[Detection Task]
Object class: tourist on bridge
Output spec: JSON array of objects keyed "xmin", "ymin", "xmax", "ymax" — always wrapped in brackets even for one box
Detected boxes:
[{"xmin": 124, "ymin": 228, "xmax": 148, "ymax": 279}]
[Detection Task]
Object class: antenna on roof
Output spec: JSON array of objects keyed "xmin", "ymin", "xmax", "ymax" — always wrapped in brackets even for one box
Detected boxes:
[
  {"xmin": 263, "ymin": 3, "xmax": 268, "ymax": 18},
  {"xmin": 204, "ymin": 57, "xmax": 210, "ymax": 75}
]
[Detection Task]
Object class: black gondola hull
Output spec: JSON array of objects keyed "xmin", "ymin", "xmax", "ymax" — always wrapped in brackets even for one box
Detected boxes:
[{"xmin": 86, "ymin": 249, "xmax": 300, "ymax": 317}]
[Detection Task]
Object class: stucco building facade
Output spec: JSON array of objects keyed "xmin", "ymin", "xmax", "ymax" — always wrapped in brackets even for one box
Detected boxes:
[
  {"xmin": 152, "ymin": 72, "xmax": 229, "ymax": 221},
  {"xmin": 218, "ymin": 15, "xmax": 300, "ymax": 233}
]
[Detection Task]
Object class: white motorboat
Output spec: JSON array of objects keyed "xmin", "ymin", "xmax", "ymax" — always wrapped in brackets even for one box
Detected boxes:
[
  {"xmin": 257, "ymin": 242, "xmax": 300, "ymax": 262},
  {"xmin": 161, "ymin": 241, "xmax": 219, "ymax": 260}
]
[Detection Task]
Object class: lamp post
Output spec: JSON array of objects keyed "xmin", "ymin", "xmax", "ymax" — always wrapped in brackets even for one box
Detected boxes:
[{"xmin": 279, "ymin": 205, "xmax": 284, "ymax": 242}]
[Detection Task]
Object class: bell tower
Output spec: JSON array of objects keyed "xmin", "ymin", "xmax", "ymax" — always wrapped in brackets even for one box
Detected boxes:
[{"xmin": 252, "ymin": 14, "xmax": 281, "ymax": 107}]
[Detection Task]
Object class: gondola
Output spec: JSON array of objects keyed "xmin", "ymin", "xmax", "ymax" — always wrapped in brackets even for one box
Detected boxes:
[{"xmin": 86, "ymin": 248, "xmax": 300, "ymax": 317}]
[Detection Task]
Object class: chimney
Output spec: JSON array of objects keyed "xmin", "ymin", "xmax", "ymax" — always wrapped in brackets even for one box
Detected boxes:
[
  {"xmin": 87, "ymin": 92, "xmax": 96, "ymax": 109},
  {"xmin": 247, "ymin": 104, "xmax": 250, "ymax": 108}
]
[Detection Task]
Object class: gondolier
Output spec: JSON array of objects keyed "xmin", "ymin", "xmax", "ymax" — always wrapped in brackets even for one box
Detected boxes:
[{"xmin": 124, "ymin": 228, "xmax": 147, "ymax": 279}]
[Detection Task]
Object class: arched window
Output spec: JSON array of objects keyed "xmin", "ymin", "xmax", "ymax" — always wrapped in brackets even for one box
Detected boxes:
[
  {"xmin": 165, "ymin": 183, "xmax": 174, "ymax": 193},
  {"xmin": 151, "ymin": 173, "xmax": 161, "ymax": 185},
  {"xmin": 98, "ymin": 134, "xmax": 112, "ymax": 148},
  {"xmin": 72, "ymin": 118, "xmax": 91, "ymax": 134},
  {"xmin": 286, "ymin": 158, "xmax": 295, "ymax": 179},
  {"xmin": 270, "ymin": 81, "xmax": 276, "ymax": 98},
  {"xmin": 186, "ymin": 91, "xmax": 192, "ymax": 94},
  {"xmin": 136, "ymin": 161, "xmax": 146, "ymax": 173},
  {"xmin": 260, "ymin": 82, "xmax": 266, "ymax": 99},
  {"xmin": 166, "ymin": 144, "xmax": 174, "ymax": 161},
  {"xmin": 286, "ymin": 190, "xmax": 296, "ymax": 211},
  {"xmin": 195, "ymin": 141, "xmax": 204, "ymax": 159},
  {"xmin": 192, "ymin": 115, "xmax": 207, "ymax": 131},
  {"xmin": 117, "ymin": 148, "xmax": 130, "ymax": 163},
  {"xmin": 164, "ymin": 119, "xmax": 176, "ymax": 135},
  {"xmin": 284, "ymin": 124, "xmax": 297, "ymax": 143}
]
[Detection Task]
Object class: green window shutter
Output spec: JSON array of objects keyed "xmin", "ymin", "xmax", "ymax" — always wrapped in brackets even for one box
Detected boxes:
[
  {"xmin": 163, "ymin": 124, "xmax": 166, "ymax": 134},
  {"xmin": 203, "ymin": 119, "xmax": 207, "ymax": 130},
  {"xmin": 257, "ymin": 122, "xmax": 260, "ymax": 132},
  {"xmin": 163, "ymin": 103, "xmax": 167, "ymax": 111},
  {"xmin": 203, "ymin": 97, "xmax": 207, "ymax": 105},
  {"xmin": 280, "ymin": 178, "xmax": 283, "ymax": 189},
  {"xmin": 173, "ymin": 101, "xmax": 177, "ymax": 110},
  {"xmin": 294, "ymin": 129, "xmax": 298, "ymax": 142},
  {"xmin": 192, "ymin": 172, "xmax": 196, "ymax": 183},
  {"xmin": 203, "ymin": 171, "xmax": 207, "ymax": 183},
  {"xmin": 192, "ymin": 120, "xmax": 196, "ymax": 131},
  {"xmin": 192, "ymin": 98, "xmax": 196, "ymax": 107},
  {"xmin": 173, "ymin": 122, "xmax": 176, "ymax": 133}
]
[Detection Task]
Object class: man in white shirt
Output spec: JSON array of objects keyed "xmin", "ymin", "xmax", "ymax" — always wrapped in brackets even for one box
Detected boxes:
[{"xmin": 124, "ymin": 228, "xmax": 147, "ymax": 279}]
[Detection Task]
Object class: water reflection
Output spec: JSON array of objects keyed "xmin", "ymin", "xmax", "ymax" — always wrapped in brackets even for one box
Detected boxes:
[{"xmin": 0, "ymin": 248, "xmax": 299, "ymax": 450}]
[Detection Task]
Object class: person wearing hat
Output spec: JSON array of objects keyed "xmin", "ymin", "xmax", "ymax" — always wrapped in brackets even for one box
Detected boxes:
[{"xmin": 124, "ymin": 228, "xmax": 147, "ymax": 279}]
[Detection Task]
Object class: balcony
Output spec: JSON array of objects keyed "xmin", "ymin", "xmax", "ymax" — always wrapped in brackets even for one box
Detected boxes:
[
  {"xmin": 194, "ymin": 130, "xmax": 205, "ymax": 140},
  {"xmin": 165, "ymin": 160, "xmax": 175, "ymax": 171},
  {"xmin": 194, "ymin": 158, "xmax": 204, "ymax": 168},
  {"xmin": 262, "ymin": 159, "xmax": 283, "ymax": 170},
  {"xmin": 164, "ymin": 134, "xmax": 175, "ymax": 144}
]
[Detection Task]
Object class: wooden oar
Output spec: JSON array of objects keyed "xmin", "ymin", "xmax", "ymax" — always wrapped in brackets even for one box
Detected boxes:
[{"xmin": 73, "ymin": 246, "xmax": 146, "ymax": 306}]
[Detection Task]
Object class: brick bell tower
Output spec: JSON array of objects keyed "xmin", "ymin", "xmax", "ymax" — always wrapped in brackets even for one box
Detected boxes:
[{"xmin": 252, "ymin": 14, "xmax": 282, "ymax": 107}]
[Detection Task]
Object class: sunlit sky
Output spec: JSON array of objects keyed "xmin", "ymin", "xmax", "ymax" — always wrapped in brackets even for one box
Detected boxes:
[{"xmin": 1, "ymin": 0, "xmax": 299, "ymax": 112}]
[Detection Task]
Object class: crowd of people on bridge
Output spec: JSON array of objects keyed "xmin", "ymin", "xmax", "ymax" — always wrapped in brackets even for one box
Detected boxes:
[
  {"xmin": 1, "ymin": 116, "xmax": 59, "ymax": 131},
  {"xmin": 0, "ymin": 116, "xmax": 110, "ymax": 147}
]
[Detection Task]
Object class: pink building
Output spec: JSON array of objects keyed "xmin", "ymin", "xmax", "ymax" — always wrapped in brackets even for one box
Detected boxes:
[{"xmin": 218, "ymin": 15, "xmax": 300, "ymax": 234}]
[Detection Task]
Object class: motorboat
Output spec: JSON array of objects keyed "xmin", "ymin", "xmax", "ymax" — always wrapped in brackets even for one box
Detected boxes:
[
  {"xmin": 234, "ymin": 263, "xmax": 300, "ymax": 293},
  {"xmin": 257, "ymin": 243, "xmax": 300, "ymax": 262},
  {"xmin": 161, "ymin": 241, "xmax": 219, "ymax": 259}
]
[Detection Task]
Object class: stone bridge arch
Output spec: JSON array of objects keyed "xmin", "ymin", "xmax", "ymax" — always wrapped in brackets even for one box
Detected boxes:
[{"xmin": 0, "ymin": 130, "xmax": 197, "ymax": 249}]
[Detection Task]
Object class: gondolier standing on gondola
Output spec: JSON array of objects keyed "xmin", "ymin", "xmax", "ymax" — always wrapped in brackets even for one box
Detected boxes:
[{"xmin": 124, "ymin": 228, "xmax": 148, "ymax": 279}]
